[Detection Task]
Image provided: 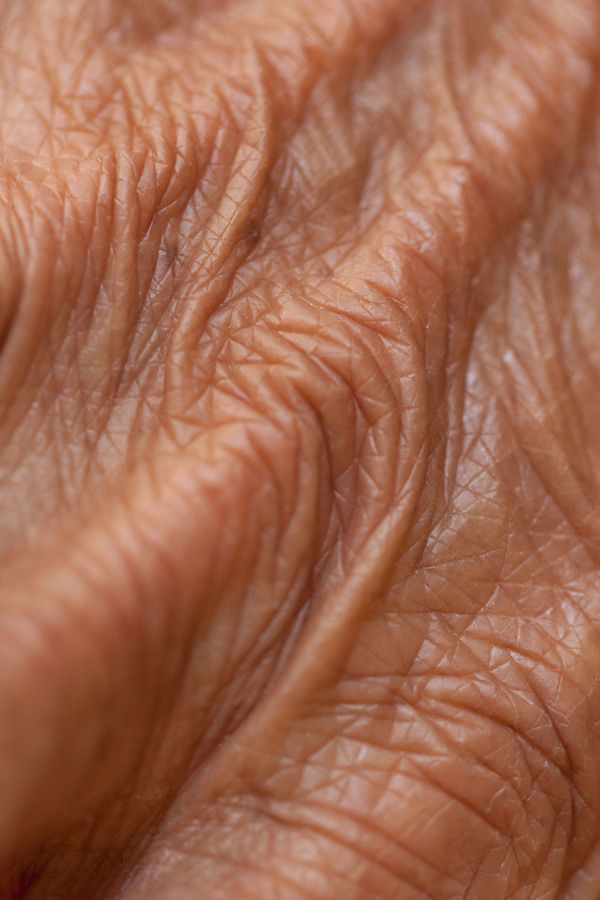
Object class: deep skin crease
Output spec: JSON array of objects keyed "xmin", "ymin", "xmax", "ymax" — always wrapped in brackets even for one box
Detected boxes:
[{"xmin": 1, "ymin": 0, "xmax": 600, "ymax": 897}]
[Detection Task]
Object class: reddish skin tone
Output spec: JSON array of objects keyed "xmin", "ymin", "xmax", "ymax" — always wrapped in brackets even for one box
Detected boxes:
[{"xmin": 1, "ymin": 0, "xmax": 600, "ymax": 897}]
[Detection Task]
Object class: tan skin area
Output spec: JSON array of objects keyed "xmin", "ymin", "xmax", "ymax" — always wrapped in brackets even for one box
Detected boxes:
[{"xmin": 1, "ymin": 0, "xmax": 600, "ymax": 896}]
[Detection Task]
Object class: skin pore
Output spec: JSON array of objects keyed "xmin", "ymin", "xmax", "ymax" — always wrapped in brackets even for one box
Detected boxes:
[{"xmin": 1, "ymin": 0, "xmax": 600, "ymax": 897}]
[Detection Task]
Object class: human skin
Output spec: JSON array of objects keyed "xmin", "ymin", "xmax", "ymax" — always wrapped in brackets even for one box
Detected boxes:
[{"xmin": 1, "ymin": 0, "xmax": 600, "ymax": 896}]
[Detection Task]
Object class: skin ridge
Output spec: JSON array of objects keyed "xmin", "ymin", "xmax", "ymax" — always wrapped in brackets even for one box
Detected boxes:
[
  {"xmin": 0, "ymin": 1, "xmax": 600, "ymax": 898},
  {"xmin": 152, "ymin": 3, "xmax": 600, "ymax": 896},
  {"xmin": 187, "ymin": 0, "xmax": 600, "ymax": 782}
]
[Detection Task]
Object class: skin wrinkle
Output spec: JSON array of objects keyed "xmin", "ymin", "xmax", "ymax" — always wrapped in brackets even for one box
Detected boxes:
[
  {"xmin": 0, "ymin": 0, "xmax": 599, "ymax": 897},
  {"xmin": 0, "ymin": 0, "xmax": 564, "ymax": 536},
  {"xmin": 261, "ymin": 805, "xmax": 439, "ymax": 899},
  {"xmin": 206, "ymin": 0, "xmax": 600, "ymax": 772},
  {"xmin": 171, "ymin": 794, "xmax": 439, "ymax": 900}
]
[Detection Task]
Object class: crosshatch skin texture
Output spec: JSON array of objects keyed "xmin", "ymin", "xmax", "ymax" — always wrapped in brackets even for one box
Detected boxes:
[{"xmin": 1, "ymin": 1, "xmax": 600, "ymax": 898}]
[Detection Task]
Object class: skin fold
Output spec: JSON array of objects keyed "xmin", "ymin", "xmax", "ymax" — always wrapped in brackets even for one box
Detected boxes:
[{"xmin": 0, "ymin": 0, "xmax": 600, "ymax": 896}]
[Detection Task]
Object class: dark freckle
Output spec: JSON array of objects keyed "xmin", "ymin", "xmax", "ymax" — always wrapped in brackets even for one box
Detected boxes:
[
  {"xmin": 160, "ymin": 234, "xmax": 180, "ymax": 272},
  {"xmin": 244, "ymin": 219, "xmax": 260, "ymax": 245}
]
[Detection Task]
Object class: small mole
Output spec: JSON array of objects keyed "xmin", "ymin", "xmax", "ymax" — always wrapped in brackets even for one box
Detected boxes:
[
  {"xmin": 158, "ymin": 228, "xmax": 185, "ymax": 277},
  {"xmin": 244, "ymin": 218, "xmax": 261, "ymax": 245}
]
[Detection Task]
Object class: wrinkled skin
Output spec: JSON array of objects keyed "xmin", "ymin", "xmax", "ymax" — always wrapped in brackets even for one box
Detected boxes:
[{"xmin": 2, "ymin": 0, "xmax": 600, "ymax": 897}]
